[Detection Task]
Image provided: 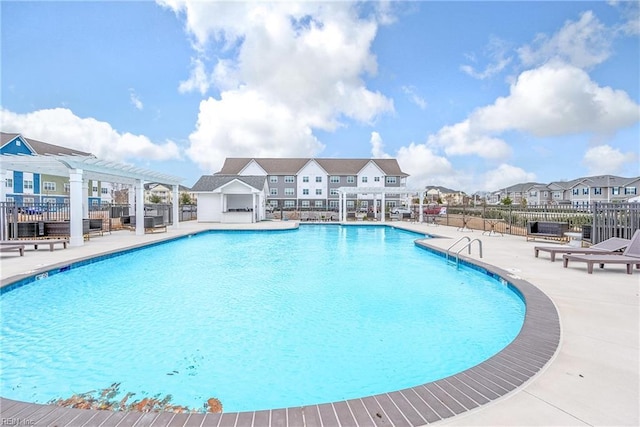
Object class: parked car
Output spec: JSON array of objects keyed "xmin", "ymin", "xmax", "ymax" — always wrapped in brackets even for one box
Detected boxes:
[{"xmin": 390, "ymin": 207, "xmax": 412, "ymax": 215}]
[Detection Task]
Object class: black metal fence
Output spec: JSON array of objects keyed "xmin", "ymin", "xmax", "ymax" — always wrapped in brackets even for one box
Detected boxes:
[
  {"xmin": 0, "ymin": 202, "xmax": 197, "ymax": 240},
  {"xmin": 435, "ymin": 203, "xmax": 639, "ymax": 244}
]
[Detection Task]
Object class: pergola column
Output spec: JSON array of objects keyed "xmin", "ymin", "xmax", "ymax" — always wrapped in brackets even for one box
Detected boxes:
[
  {"xmin": 172, "ymin": 184, "xmax": 179, "ymax": 228},
  {"xmin": 135, "ymin": 179, "xmax": 145, "ymax": 236},
  {"xmin": 419, "ymin": 191, "xmax": 424, "ymax": 223},
  {"xmin": 82, "ymin": 179, "xmax": 89, "ymax": 218},
  {"xmin": 381, "ymin": 192, "xmax": 386, "ymax": 223},
  {"xmin": 69, "ymin": 169, "xmax": 84, "ymax": 247}
]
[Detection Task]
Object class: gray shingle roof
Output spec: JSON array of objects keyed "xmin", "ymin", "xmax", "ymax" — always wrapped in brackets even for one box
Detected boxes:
[
  {"xmin": 217, "ymin": 157, "xmax": 408, "ymax": 177},
  {"xmin": 191, "ymin": 175, "xmax": 267, "ymax": 192}
]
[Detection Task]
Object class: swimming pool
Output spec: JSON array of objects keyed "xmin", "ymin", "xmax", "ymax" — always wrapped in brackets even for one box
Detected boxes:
[{"xmin": 1, "ymin": 225, "xmax": 526, "ymax": 413}]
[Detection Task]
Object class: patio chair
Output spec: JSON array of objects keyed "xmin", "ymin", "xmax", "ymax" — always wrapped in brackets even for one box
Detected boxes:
[
  {"xmin": 562, "ymin": 230, "xmax": 640, "ymax": 274},
  {"xmin": 535, "ymin": 236, "xmax": 630, "ymax": 262},
  {"xmin": 0, "ymin": 244, "xmax": 25, "ymax": 256}
]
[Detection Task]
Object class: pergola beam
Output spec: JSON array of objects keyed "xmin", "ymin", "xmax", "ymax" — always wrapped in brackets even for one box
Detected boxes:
[{"xmin": 1, "ymin": 153, "xmax": 183, "ymax": 246}]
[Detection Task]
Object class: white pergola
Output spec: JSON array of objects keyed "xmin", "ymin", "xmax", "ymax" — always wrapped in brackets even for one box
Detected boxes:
[
  {"xmin": 337, "ymin": 186, "xmax": 426, "ymax": 223},
  {"xmin": 0, "ymin": 154, "xmax": 183, "ymax": 246}
]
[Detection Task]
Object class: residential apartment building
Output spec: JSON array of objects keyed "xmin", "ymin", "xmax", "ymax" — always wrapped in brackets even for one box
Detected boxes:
[
  {"xmin": 1, "ymin": 132, "xmax": 115, "ymax": 207},
  {"xmin": 216, "ymin": 158, "xmax": 409, "ymax": 211},
  {"xmin": 489, "ymin": 175, "xmax": 640, "ymax": 206},
  {"xmin": 144, "ymin": 183, "xmax": 195, "ymax": 204}
]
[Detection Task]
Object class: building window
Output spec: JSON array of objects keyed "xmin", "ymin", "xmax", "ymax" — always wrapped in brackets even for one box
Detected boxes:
[
  {"xmin": 362, "ymin": 177, "xmax": 368, "ymax": 183},
  {"xmin": 92, "ymin": 186, "xmax": 98, "ymax": 193},
  {"xmin": 302, "ymin": 189, "xmax": 309, "ymax": 195},
  {"xmin": 330, "ymin": 188, "xmax": 339, "ymax": 196},
  {"xmin": 5, "ymin": 178, "xmax": 13, "ymax": 188},
  {"xmin": 315, "ymin": 201, "xmax": 323, "ymax": 207},
  {"xmin": 284, "ymin": 200, "xmax": 295, "ymax": 208},
  {"xmin": 572, "ymin": 189, "xmax": 579, "ymax": 195},
  {"xmin": 43, "ymin": 182, "xmax": 56, "ymax": 191},
  {"xmin": 6, "ymin": 197, "xmax": 14, "ymax": 203},
  {"xmin": 301, "ymin": 176, "xmax": 308, "ymax": 183},
  {"xmin": 346, "ymin": 200, "xmax": 355, "ymax": 209},
  {"xmin": 270, "ymin": 176, "xmax": 278, "ymax": 183},
  {"xmin": 270, "ymin": 188, "xmax": 278, "ymax": 196},
  {"xmin": 315, "ymin": 176, "xmax": 322, "ymax": 183},
  {"xmin": 529, "ymin": 191, "xmax": 537, "ymax": 196},
  {"xmin": 612, "ymin": 187, "xmax": 620, "ymax": 195},
  {"xmin": 64, "ymin": 183, "xmax": 70, "ymax": 193},
  {"xmin": 594, "ymin": 187, "xmax": 602, "ymax": 195},
  {"xmin": 101, "ymin": 187, "xmax": 109, "ymax": 194},
  {"xmin": 284, "ymin": 188, "xmax": 294, "ymax": 196},
  {"xmin": 329, "ymin": 200, "xmax": 339, "ymax": 209},
  {"xmin": 284, "ymin": 176, "xmax": 294, "ymax": 183},
  {"xmin": 347, "ymin": 176, "xmax": 355, "ymax": 184},
  {"xmin": 374, "ymin": 177, "xmax": 380, "ymax": 182},
  {"xmin": 582, "ymin": 188, "xmax": 589, "ymax": 195},
  {"xmin": 301, "ymin": 200, "xmax": 310, "ymax": 208},
  {"xmin": 23, "ymin": 180, "xmax": 33, "ymax": 190},
  {"xmin": 269, "ymin": 200, "xmax": 278, "ymax": 208},
  {"xmin": 23, "ymin": 197, "xmax": 34, "ymax": 204},
  {"xmin": 315, "ymin": 189, "xmax": 322, "ymax": 195},
  {"xmin": 625, "ymin": 187, "xmax": 637, "ymax": 195},
  {"xmin": 386, "ymin": 177, "xmax": 396, "ymax": 184},
  {"xmin": 43, "ymin": 198, "xmax": 56, "ymax": 204},
  {"xmin": 330, "ymin": 176, "xmax": 340, "ymax": 183}
]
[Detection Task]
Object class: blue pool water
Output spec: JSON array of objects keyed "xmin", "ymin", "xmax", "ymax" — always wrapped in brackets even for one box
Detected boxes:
[{"xmin": 0, "ymin": 225, "xmax": 525, "ymax": 412}]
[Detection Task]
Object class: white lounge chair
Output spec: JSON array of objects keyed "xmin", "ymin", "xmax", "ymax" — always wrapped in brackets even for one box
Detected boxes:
[
  {"xmin": 563, "ymin": 230, "xmax": 640, "ymax": 274},
  {"xmin": 535, "ymin": 236, "xmax": 630, "ymax": 262}
]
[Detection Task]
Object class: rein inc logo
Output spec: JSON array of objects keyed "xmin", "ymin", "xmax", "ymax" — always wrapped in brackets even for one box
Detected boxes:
[{"xmin": 1, "ymin": 419, "xmax": 35, "ymax": 426}]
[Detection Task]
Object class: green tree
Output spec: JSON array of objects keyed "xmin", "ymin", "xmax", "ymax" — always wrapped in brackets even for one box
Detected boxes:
[
  {"xmin": 149, "ymin": 194, "xmax": 162, "ymax": 204},
  {"xmin": 180, "ymin": 192, "xmax": 193, "ymax": 205},
  {"xmin": 501, "ymin": 196, "xmax": 513, "ymax": 206}
]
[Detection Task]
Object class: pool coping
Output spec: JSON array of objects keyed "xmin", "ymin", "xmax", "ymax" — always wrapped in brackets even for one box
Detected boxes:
[{"xmin": 0, "ymin": 227, "xmax": 561, "ymax": 427}]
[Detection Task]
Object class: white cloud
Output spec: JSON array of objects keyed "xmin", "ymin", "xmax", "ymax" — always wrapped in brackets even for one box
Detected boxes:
[
  {"xmin": 0, "ymin": 108, "xmax": 180, "ymax": 162},
  {"xmin": 179, "ymin": 57, "xmax": 212, "ymax": 95},
  {"xmin": 395, "ymin": 143, "xmax": 456, "ymax": 188},
  {"xmin": 518, "ymin": 11, "xmax": 611, "ymax": 69},
  {"xmin": 129, "ymin": 89, "xmax": 143, "ymax": 110},
  {"xmin": 401, "ymin": 86, "xmax": 427, "ymax": 109},
  {"xmin": 427, "ymin": 120, "xmax": 512, "ymax": 159},
  {"xmin": 158, "ymin": 1, "xmax": 394, "ymax": 170},
  {"xmin": 369, "ymin": 132, "xmax": 391, "ymax": 159},
  {"xmin": 470, "ymin": 62, "xmax": 640, "ymax": 137},
  {"xmin": 482, "ymin": 164, "xmax": 537, "ymax": 192},
  {"xmin": 460, "ymin": 36, "xmax": 513, "ymax": 80},
  {"xmin": 186, "ymin": 90, "xmax": 325, "ymax": 173},
  {"xmin": 582, "ymin": 144, "xmax": 638, "ymax": 175}
]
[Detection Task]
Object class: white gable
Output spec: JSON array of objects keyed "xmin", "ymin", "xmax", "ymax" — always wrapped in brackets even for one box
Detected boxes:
[
  {"xmin": 240, "ymin": 160, "xmax": 267, "ymax": 176},
  {"xmin": 218, "ymin": 179, "xmax": 259, "ymax": 194},
  {"xmin": 358, "ymin": 161, "xmax": 385, "ymax": 188},
  {"xmin": 297, "ymin": 160, "xmax": 327, "ymax": 199}
]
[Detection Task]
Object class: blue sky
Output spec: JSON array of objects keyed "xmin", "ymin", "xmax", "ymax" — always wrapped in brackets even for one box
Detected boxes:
[{"xmin": 2, "ymin": 1, "xmax": 638, "ymax": 193}]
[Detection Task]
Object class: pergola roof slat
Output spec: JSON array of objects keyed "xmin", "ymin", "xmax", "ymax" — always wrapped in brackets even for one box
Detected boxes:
[{"xmin": 1, "ymin": 154, "xmax": 182, "ymax": 185}]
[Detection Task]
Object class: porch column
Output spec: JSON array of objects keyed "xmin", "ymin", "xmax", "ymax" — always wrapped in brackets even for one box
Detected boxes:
[
  {"xmin": 419, "ymin": 191, "xmax": 424, "ymax": 223},
  {"xmin": 381, "ymin": 192, "xmax": 386, "ymax": 223},
  {"xmin": 135, "ymin": 179, "xmax": 144, "ymax": 236},
  {"xmin": 69, "ymin": 169, "xmax": 84, "ymax": 247},
  {"xmin": 172, "ymin": 184, "xmax": 179, "ymax": 228}
]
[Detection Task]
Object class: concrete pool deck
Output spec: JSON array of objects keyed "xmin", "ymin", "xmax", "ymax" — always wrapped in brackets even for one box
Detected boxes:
[{"xmin": 0, "ymin": 220, "xmax": 638, "ymax": 426}]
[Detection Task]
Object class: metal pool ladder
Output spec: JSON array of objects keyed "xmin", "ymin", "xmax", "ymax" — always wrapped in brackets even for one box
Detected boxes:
[{"xmin": 446, "ymin": 236, "xmax": 483, "ymax": 269}]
